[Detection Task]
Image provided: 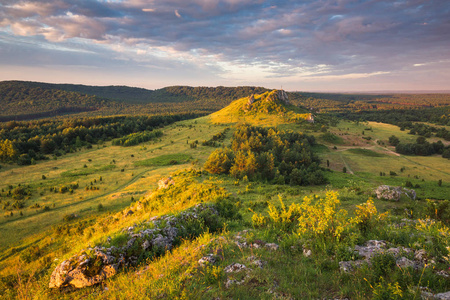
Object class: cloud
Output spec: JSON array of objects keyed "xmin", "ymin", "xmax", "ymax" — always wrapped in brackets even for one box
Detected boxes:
[{"xmin": 0, "ymin": 0, "xmax": 449, "ymax": 90}]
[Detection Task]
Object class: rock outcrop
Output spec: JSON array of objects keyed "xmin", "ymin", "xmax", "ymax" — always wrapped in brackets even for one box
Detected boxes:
[
  {"xmin": 339, "ymin": 240, "xmax": 432, "ymax": 274},
  {"xmin": 50, "ymin": 204, "xmax": 219, "ymax": 289},
  {"xmin": 158, "ymin": 177, "xmax": 175, "ymax": 189},
  {"xmin": 49, "ymin": 249, "xmax": 119, "ymax": 289},
  {"xmin": 375, "ymin": 185, "xmax": 416, "ymax": 201},
  {"xmin": 277, "ymin": 90, "xmax": 289, "ymax": 104},
  {"xmin": 247, "ymin": 94, "xmax": 255, "ymax": 106}
]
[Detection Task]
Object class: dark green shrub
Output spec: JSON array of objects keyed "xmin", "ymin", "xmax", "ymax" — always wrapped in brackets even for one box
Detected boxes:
[
  {"xmin": 215, "ymin": 197, "xmax": 241, "ymax": 220},
  {"xmin": 371, "ymin": 253, "xmax": 396, "ymax": 280}
]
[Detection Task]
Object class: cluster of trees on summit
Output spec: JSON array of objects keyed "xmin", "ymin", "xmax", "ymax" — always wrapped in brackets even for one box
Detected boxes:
[{"xmin": 204, "ymin": 125, "xmax": 326, "ymax": 185}]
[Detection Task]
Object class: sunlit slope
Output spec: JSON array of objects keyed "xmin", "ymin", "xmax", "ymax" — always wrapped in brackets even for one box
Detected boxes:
[{"xmin": 209, "ymin": 89, "xmax": 312, "ymax": 126}]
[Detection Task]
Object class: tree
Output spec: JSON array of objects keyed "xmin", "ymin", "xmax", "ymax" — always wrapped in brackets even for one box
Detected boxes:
[
  {"xmin": 0, "ymin": 139, "xmax": 17, "ymax": 161},
  {"xmin": 388, "ymin": 135, "xmax": 400, "ymax": 146},
  {"xmin": 203, "ymin": 148, "xmax": 234, "ymax": 174}
]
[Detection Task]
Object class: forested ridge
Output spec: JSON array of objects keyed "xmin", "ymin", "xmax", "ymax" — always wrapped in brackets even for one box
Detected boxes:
[{"xmin": 0, "ymin": 81, "xmax": 269, "ymax": 120}]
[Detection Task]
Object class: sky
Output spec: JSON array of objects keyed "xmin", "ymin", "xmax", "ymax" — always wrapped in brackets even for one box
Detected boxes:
[{"xmin": 0, "ymin": 0, "xmax": 449, "ymax": 92}]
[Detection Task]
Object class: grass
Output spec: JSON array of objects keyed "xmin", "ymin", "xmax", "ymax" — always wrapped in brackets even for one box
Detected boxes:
[
  {"xmin": 134, "ymin": 153, "xmax": 192, "ymax": 167},
  {"xmin": 209, "ymin": 91, "xmax": 311, "ymax": 126},
  {"xmin": 60, "ymin": 165, "xmax": 116, "ymax": 177},
  {"xmin": 320, "ymin": 132, "xmax": 345, "ymax": 145},
  {"xmin": 1, "ymin": 101, "xmax": 449, "ymax": 299},
  {"xmin": 346, "ymin": 148, "xmax": 385, "ymax": 157}
]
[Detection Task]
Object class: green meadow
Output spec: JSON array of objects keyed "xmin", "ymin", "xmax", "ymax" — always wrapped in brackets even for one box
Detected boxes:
[{"xmin": 0, "ymin": 92, "xmax": 449, "ymax": 299}]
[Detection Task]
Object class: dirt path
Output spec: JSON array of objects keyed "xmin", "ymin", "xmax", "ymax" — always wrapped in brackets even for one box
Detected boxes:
[
  {"xmin": 339, "ymin": 153, "xmax": 355, "ymax": 175},
  {"xmin": 2, "ymin": 169, "xmax": 152, "ymax": 228}
]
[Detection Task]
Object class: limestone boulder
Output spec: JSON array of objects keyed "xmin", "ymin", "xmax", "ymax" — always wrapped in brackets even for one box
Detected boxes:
[{"xmin": 375, "ymin": 185, "xmax": 416, "ymax": 201}]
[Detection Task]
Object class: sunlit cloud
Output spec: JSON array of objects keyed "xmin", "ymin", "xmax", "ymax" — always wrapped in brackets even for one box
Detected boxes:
[{"xmin": 0, "ymin": 0, "xmax": 448, "ymax": 91}]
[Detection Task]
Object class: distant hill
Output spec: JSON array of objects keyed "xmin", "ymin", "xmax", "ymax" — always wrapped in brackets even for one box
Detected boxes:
[
  {"xmin": 0, "ymin": 81, "xmax": 117, "ymax": 121},
  {"xmin": 0, "ymin": 81, "xmax": 294, "ymax": 124},
  {"xmin": 210, "ymin": 89, "xmax": 312, "ymax": 126},
  {"xmin": 1, "ymin": 81, "xmax": 269, "ymax": 104},
  {"xmin": 2, "ymin": 80, "xmax": 449, "ymax": 122},
  {"xmin": 0, "ymin": 81, "xmax": 269, "ymax": 121}
]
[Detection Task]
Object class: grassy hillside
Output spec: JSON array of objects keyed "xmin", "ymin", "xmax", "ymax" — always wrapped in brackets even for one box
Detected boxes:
[
  {"xmin": 210, "ymin": 90, "xmax": 312, "ymax": 126},
  {"xmin": 0, "ymin": 90, "xmax": 450, "ymax": 299}
]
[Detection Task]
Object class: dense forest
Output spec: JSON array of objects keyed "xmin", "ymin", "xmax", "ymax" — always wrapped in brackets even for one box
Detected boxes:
[
  {"xmin": 0, "ymin": 114, "xmax": 200, "ymax": 165},
  {"xmin": 204, "ymin": 124, "xmax": 326, "ymax": 185},
  {"xmin": 289, "ymin": 92, "xmax": 450, "ymax": 113},
  {"xmin": 6, "ymin": 81, "xmax": 269, "ymax": 104},
  {"xmin": 338, "ymin": 107, "xmax": 450, "ymax": 126}
]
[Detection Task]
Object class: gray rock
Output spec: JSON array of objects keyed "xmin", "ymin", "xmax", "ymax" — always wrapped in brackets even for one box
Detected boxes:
[
  {"xmin": 435, "ymin": 291, "xmax": 450, "ymax": 300},
  {"xmin": 339, "ymin": 260, "xmax": 367, "ymax": 272},
  {"xmin": 50, "ymin": 203, "xmax": 220, "ymax": 289},
  {"xmin": 387, "ymin": 246, "xmax": 412, "ymax": 257},
  {"xmin": 303, "ymin": 248, "xmax": 312, "ymax": 257},
  {"xmin": 142, "ymin": 240, "xmax": 151, "ymax": 250},
  {"xmin": 225, "ymin": 276, "xmax": 248, "ymax": 288},
  {"xmin": 375, "ymin": 185, "xmax": 416, "ymax": 201},
  {"xmin": 415, "ymin": 249, "xmax": 428, "ymax": 262},
  {"xmin": 247, "ymin": 256, "xmax": 266, "ymax": 268},
  {"xmin": 198, "ymin": 254, "xmax": 218, "ymax": 267},
  {"xmin": 277, "ymin": 90, "xmax": 289, "ymax": 104},
  {"xmin": 354, "ymin": 240, "xmax": 386, "ymax": 259},
  {"xmin": 49, "ymin": 252, "xmax": 118, "ymax": 289},
  {"xmin": 265, "ymin": 243, "xmax": 279, "ymax": 251},
  {"xmin": 436, "ymin": 270, "xmax": 450, "ymax": 278},
  {"xmin": 247, "ymin": 94, "xmax": 255, "ymax": 106},
  {"xmin": 224, "ymin": 263, "xmax": 248, "ymax": 273},
  {"xmin": 396, "ymin": 257, "xmax": 415, "ymax": 268}
]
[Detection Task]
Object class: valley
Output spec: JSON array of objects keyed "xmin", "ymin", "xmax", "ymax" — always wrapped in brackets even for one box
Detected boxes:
[{"xmin": 0, "ymin": 86, "xmax": 449, "ymax": 299}]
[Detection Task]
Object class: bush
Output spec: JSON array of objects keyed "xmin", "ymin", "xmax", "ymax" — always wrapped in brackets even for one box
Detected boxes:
[
  {"xmin": 12, "ymin": 187, "xmax": 27, "ymax": 200},
  {"xmin": 425, "ymin": 200, "xmax": 450, "ymax": 224},
  {"xmin": 388, "ymin": 135, "xmax": 400, "ymax": 146},
  {"xmin": 19, "ymin": 246, "xmax": 41, "ymax": 263},
  {"xmin": 371, "ymin": 253, "xmax": 396, "ymax": 279},
  {"xmin": 215, "ymin": 196, "xmax": 241, "ymax": 220},
  {"xmin": 63, "ymin": 213, "xmax": 78, "ymax": 222}
]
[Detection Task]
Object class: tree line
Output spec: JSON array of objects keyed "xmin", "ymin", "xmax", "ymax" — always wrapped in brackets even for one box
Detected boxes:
[
  {"xmin": 389, "ymin": 135, "xmax": 450, "ymax": 158},
  {"xmin": 0, "ymin": 113, "xmax": 201, "ymax": 165}
]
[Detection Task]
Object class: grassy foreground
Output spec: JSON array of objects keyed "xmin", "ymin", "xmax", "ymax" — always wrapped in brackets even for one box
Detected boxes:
[{"xmin": 0, "ymin": 103, "xmax": 449, "ymax": 299}]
